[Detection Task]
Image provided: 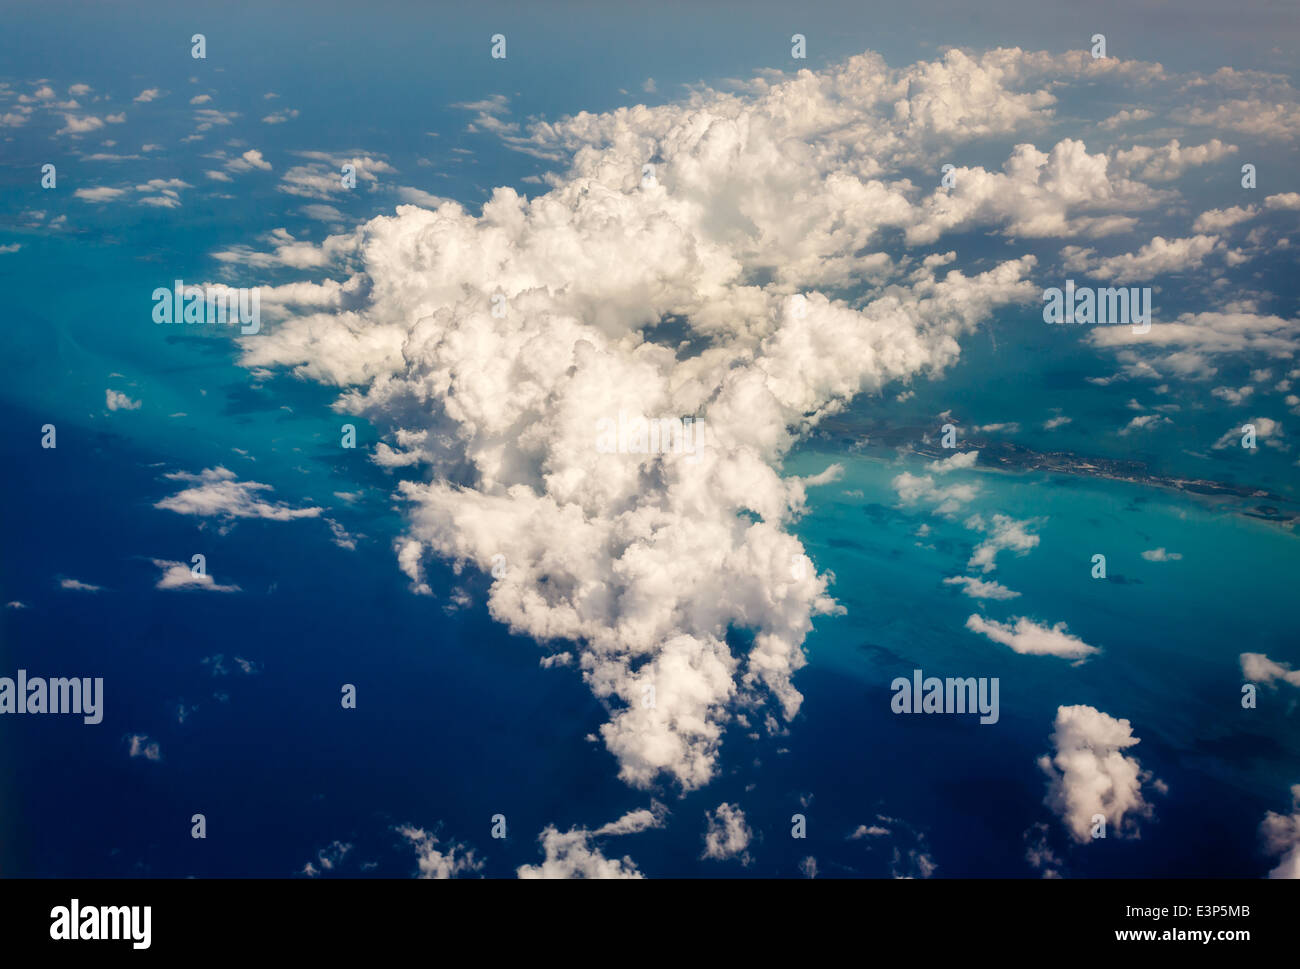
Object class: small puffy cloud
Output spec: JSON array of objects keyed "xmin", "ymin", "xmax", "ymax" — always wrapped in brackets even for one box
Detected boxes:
[
  {"xmin": 57, "ymin": 114, "xmax": 108, "ymax": 135},
  {"xmin": 1119, "ymin": 414, "xmax": 1171, "ymax": 436},
  {"xmin": 892, "ymin": 471, "xmax": 978, "ymax": 516},
  {"xmin": 1077, "ymin": 235, "xmax": 1222, "ymax": 284},
  {"xmin": 966, "ymin": 614, "xmax": 1100, "ymax": 661},
  {"xmin": 105, "ymin": 389, "xmax": 141, "ymax": 411},
  {"xmin": 74, "ymin": 186, "xmax": 126, "ymax": 203},
  {"xmin": 395, "ymin": 826, "xmax": 484, "ymax": 878},
  {"xmin": 227, "ymin": 149, "xmax": 272, "ymax": 173},
  {"xmin": 301, "ymin": 841, "xmax": 352, "ymax": 877},
  {"xmin": 1213, "ymin": 417, "xmax": 1284, "ymax": 450},
  {"xmin": 1212, "ymin": 385, "xmax": 1254, "ymax": 405},
  {"xmin": 1240, "ymin": 653, "xmax": 1300, "ymax": 689},
  {"xmin": 927, "ymin": 451, "xmax": 978, "ymax": 473},
  {"xmin": 1192, "ymin": 205, "xmax": 1257, "ymax": 233},
  {"xmin": 154, "ymin": 466, "xmax": 322, "ymax": 521},
  {"xmin": 1038, "ymin": 705, "xmax": 1161, "ymax": 843},
  {"xmin": 189, "ymin": 94, "xmax": 211, "ymax": 105},
  {"xmin": 59, "ymin": 578, "xmax": 102, "ymax": 592},
  {"xmin": 848, "ymin": 824, "xmax": 890, "ymax": 839},
  {"xmin": 126, "ymin": 734, "xmax": 162, "ymax": 761},
  {"xmin": 517, "ymin": 823, "xmax": 644, "ymax": 879},
  {"xmin": 593, "ymin": 805, "xmax": 667, "ymax": 836},
  {"xmin": 1141, "ymin": 547, "xmax": 1182, "ymax": 562},
  {"xmin": 1111, "ymin": 138, "xmax": 1236, "ymax": 182},
  {"xmin": 944, "ymin": 575, "xmax": 1020, "ymax": 600},
  {"xmin": 134, "ymin": 88, "xmax": 161, "ymax": 102},
  {"xmin": 1043, "ymin": 415, "xmax": 1072, "ymax": 429},
  {"xmin": 1265, "ymin": 192, "xmax": 1300, "ymax": 211},
  {"xmin": 702, "ymin": 802, "xmax": 753, "ymax": 864},
  {"xmin": 966, "ymin": 514, "xmax": 1040, "ymax": 572},
  {"xmin": 1260, "ymin": 785, "xmax": 1300, "ymax": 879},
  {"xmin": 151, "ymin": 559, "xmax": 240, "ymax": 592}
]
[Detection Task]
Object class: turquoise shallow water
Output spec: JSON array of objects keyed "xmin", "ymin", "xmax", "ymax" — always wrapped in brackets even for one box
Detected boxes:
[{"xmin": 781, "ymin": 443, "xmax": 1300, "ymax": 874}]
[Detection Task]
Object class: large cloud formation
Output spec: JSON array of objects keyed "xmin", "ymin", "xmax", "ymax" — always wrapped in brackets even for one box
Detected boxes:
[
  {"xmin": 226, "ymin": 49, "xmax": 1201, "ymax": 792},
  {"xmin": 1038, "ymin": 705, "xmax": 1163, "ymax": 843}
]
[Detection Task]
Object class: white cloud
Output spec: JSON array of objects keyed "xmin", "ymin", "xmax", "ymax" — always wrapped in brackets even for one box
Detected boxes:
[
  {"xmin": 1119, "ymin": 414, "xmax": 1171, "ymax": 436},
  {"xmin": 154, "ymin": 466, "xmax": 322, "ymax": 521},
  {"xmin": 702, "ymin": 802, "xmax": 753, "ymax": 863},
  {"xmin": 1213, "ymin": 416, "xmax": 1284, "ymax": 450},
  {"xmin": 517, "ymin": 823, "xmax": 645, "ymax": 879},
  {"xmin": 134, "ymin": 88, "xmax": 161, "ymax": 102},
  {"xmin": 227, "ymin": 149, "xmax": 272, "ymax": 173},
  {"xmin": 105, "ymin": 388, "xmax": 141, "ymax": 411},
  {"xmin": 1192, "ymin": 205, "xmax": 1257, "ymax": 233},
  {"xmin": 927, "ymin": 451, "xmax": 978, "ymax": 473},
  {"xmin": 1111, "ymin": 138, "xmax": 1236, "ymax": 182},
  {"xmin": 965, "ymin": 614, "xmax": 1100, "ymax": 661},
  {"xmin": 1260, "ymin": 785, "xmax": 1300, "ymax": 879},
  {"xmin": 1240, "ymin": 653, "xmax": 1300, "ymax": 689},
  {"xmin": 126, "ymin": 734, "xmax": 162, "ymax": 761},
  {"xmin": 152, "ymin": 559, "xmax": 240, "ymax": 592},
  {"xmin": 943, "ymin": 575, "xmax": 1020, "ymax": 600},
  {"xmin": 1141, "ymin": 547, "xmax": 1182, "ymax": 562},
  {"xmin": 395, "ymin": 825, "xmax": 484, "ymax": 878},
  {"xmin": 966, "ymin": 514, "xmax": 1040, "ymax": 572},
  {"xmin": 74, "ymin": 186, "xmax": 125, "ymax": 203},
  {"xmin": 1069, "ymin": 234, "xmax": 1221, "ymax": 284},
  {"xmin": 301, "ymin": 841, "xmax": 352, "ymax": 877},
  {"xmin": 215, "ymin": 48, "xmax": 1138, "ymax": 793},
  {"xmin": 59, "ymin": 578, "xmax": 101, "ymax": 592},
  {"xmin": 1038, "ymin": 705, "xmax": 1161, "ymax": 843},
  {"xmin": 892, "ymin": 471, "xmax": 979, "ymax": 516}
]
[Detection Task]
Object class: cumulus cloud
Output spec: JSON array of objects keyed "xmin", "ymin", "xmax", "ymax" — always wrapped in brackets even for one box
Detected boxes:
[
  {"xmin": 517, "ymin": 821, "xmax": 646, "ymax": 879},
  {"xmin": 220, "ymin": 48, "xmax": 1049, "ymax": 794},
  {"xmin": 126, "ymin": 734, "xmax": 162, "ymax": 761},
  {"xmin": 1192, "ymin": 205, "xmax": 1257, "ymax": 233},
  {"xmin": 701, "ymin": 802, "xmax": 753, "ymax": 863},
  {"xmin": 301, "ymin": 840, "xmax": 352, "ymax": 877},
  {"xmin": 892, "ymin": 471, "xmax": 980, "ymax": 516},
  {"xmin": 1141, "ymin": 547, "xmax": 1182, "ymax": 562},
  {"xmin": 943, "ymin": 575, "xmax": 1020, "ymax": 600},
  {"xmin": 395, "ymin": 825, "xmax": 484, "ymax": 878},
  {"xmin": 1111, "ymin": 138, "xmax": 1236, "ymax": 182},
  {"xmin": 1038, "ymin": 705, "xmax": 1161, "ymax": 843},
  {"xmin": 966, "ymin": 513, "xmax": 1040, "ymax": 572},
  {"xmin": 927, "ymin": 451, "xmax": 978, "ymax": 473},
  {"xmin": 1067, "ymin": 234, "xmax": 1221, "ymax": 283},
  {"xmin": 105, "ymin": 388, "xmax": 140, "ymax": 411},
  {"xmin": 1260, "ymin": 785, "xmax": 1300, "ymax": 879},
  {"xmin": 965, "ymin": 614, "xmax": 1100, "ymax": 661},
  {"xmin": 226, "ymin": 149, "xmax": 272, "ymax": 173},
  {"xmin": 59, "ymin": 578, "xmax": 102, "ymax": 592},
  {"xmin": 1119, "ymin": 413, "xmax": 1171, "ymax": 436},
  {"xmin": 1212, "ymin": 417, "xmax": 1284, "ymax": 450},
  {"xmin": 154, "ymin": 466, "xmax": 322, "ymax": 521},
  {"xmin": 74, "ymin": 186, "xmax": 125, "ymax": 203},
  {"xmin": 1240, "ymin": 653, "xmax": 1300, "ymax": 689},
  {"xmin": 151, "ymin": 559, "xmax": 240, "ymax": 592}
]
